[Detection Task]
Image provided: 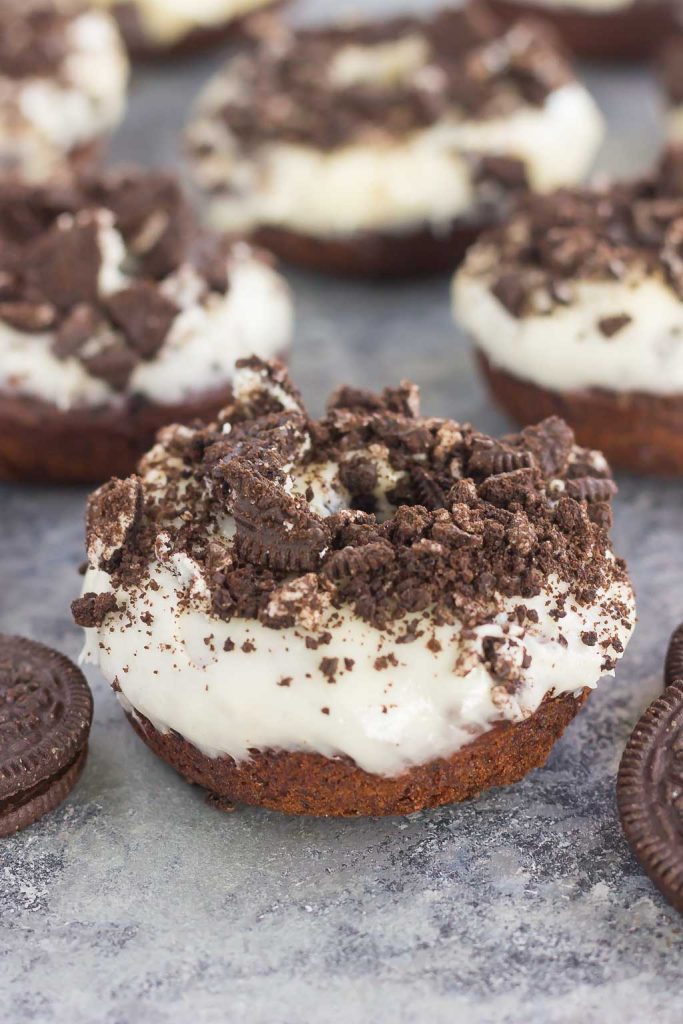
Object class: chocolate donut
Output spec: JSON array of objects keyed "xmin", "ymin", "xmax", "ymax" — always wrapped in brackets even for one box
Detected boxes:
[
  {"xmin": 453, "ymin": 148, "xmax": 683, "ymax": 475},
  {"xmin": 74, "ymin": 359, "xmax": 635, "ymax": 817},
  {"xmin": 0, "ymin": 169, "xmax": 293, "ymax": 483},
  {"xmin": 186, "ymin": 4, "xmax": 603, "ymax": 277}
]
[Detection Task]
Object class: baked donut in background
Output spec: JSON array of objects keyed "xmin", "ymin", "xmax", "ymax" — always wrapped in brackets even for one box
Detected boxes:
[
  {"xmin": 453, "ymin": 149, "xmax": 683, "ymax": 475},
  {"xmin": 0, "ymin": 170, "xmax": 293, "ymax": 484},
  {"xmin": 186, "ymin": 3, "xmax": 604, "ymax": 277}
]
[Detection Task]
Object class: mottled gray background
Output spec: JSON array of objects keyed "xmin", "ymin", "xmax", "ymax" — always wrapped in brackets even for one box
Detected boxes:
[{"xmin": 1, "ymin": 3, "xmax": 683, "ymax": 1021}]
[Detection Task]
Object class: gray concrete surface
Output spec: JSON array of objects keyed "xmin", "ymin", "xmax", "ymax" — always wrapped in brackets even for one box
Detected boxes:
[{"xmin": 1, "ymin": 4, "xmax": 682, "ymax": 1021}]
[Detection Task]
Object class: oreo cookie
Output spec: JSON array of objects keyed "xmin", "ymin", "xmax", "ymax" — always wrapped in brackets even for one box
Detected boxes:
[
  {"xmin": 0, "ymin": 635, "xmax": 92, "ymax": 837},
  {"xmin": 617, "ymin": 679, "xmax": 683, "ymax": 915},
  {"xmin": 664, "ymin": 622, "xmax": 683, "ymax": 689}
]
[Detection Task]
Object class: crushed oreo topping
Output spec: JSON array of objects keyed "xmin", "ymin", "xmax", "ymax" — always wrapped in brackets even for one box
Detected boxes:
[
  {"xmin": 0, "ymin": 169, "xmax": 237, "ymax": 392},
  {"xmin": 465, "ymin": 148, "xmax": 683, "ymax": 316},
  {"xmin": 190, "ymin": 3, "xmax": 571, "ymax": 193},
  {"xmin": 81, "ymin": 359, "xmax": 631, "ymax": 641}
]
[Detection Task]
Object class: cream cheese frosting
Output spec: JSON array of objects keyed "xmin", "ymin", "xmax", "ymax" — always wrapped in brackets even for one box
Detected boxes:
[
  {"xmin": 0, "ymin": 171, "xmax": 293, "ymax": 411},
  {"xmin": 77, "ymin": 361, "xmax": 635, "ymax": 779},
  {"xmin": 453, "ymin": 266, "xmax": 683, "ymax": 395},
  {"xmin": 0, "ymin": 247, "xmax": 293, "ymax": 409},
  {"xmin": 0, "ymin": 7, "xmax": 128, "ymax": 182},
  {"xmin": 187, "ymin": 11, "xmax": 603, "ymax": 239},
  {"xmin": 452, "ymin": 155, "xmax": 683, "ymax": 397},
  {"xmin": 191, "ymin": 84, "xmax": 604, "ymax": 238}
]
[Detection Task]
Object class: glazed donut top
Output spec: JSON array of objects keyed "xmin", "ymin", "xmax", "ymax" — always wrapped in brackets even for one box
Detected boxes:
[
  {"xmin": 200, "ymin": 3, "xmax": 573, "ymax": 154},
  {"xmin": 75, "ymin": 359, "xmax": 631, "ymax": 671},
  {"xmin": 459, "ymin": 149, "xmax": 683, "ymax": 321},
  {"xmin": 0, "ymin": 170, "xmax": 283, "ymax": 398}
]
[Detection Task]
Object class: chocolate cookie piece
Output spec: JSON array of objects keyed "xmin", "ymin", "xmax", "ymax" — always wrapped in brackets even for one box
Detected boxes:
[
  {"xmin": 617, "ymin": 681, "xmax": 683, "ymax": 915},
  {"xmin": 0, "ymin": 635, "xmax": 93, "ymax": 837},
  {"xmin": 664, "ymin": 622, "xmax": 683, "ymax": 689}
]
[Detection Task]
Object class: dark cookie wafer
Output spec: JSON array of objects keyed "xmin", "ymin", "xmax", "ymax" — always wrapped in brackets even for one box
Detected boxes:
[
  {"xmin": 0, "ymin": 635, "xmax": 92, "ymax": 837},
  {"xmin": 664, "ymin": 623, "xmax": 683, "ymax": 690},
  {"xmin": 617, "ymin": 681, "xmax": 683, "ymax": 915}
]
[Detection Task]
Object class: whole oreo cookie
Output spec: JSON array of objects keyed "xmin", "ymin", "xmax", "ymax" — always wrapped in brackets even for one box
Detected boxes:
[
  {"xmin": 0, "ymin": 635, "xmax": 93, "ymax": 837},
  {"xmin": 617, "ymin": 680, "xmax": 683, "ymax": 915},
  {"xmin": 664, "ymin": 622, "xmax": 683, "ymax": 689}
]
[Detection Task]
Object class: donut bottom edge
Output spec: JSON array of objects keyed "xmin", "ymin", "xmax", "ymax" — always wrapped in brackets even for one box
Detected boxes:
[
  {"xmin": 250, "ymin": 219, "xmax": 489, "ymax": 278},
  {"xmin": 125, "ymin": 690, "xmax": 589, "ymax": 817},
  {"xmin": 487, "ymin": 0, "xmax": 677, "ymax": 60},
  {"xmin": 0, "ymin": 384, "xmax": 234, "ymax": 484},
  {"xmin": 477, "ymin": 351, "xmax": 683, "ymax": 476}
]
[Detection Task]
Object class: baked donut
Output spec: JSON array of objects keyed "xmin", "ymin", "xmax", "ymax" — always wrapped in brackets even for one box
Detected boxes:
[
  {"xmin": 0, "ymin": 0, "xmax": 128, "ymax": 183},
  {"xmin": 186, "ymin": 4, "xmax": 603, "ymax": 277},
  {"xmin": 487, "ymin": 0, "xmax": 680, "ymax": 60},
  {"xmin": 74, "ymin": 359, "xmax": 635, "ymax": 817},
  {"xmin": 453, "ymin": 149, "xmax": 683, "ymax": 475},
  {"xmin": 90, "ymin": 0, "xmax": 280, "ymax": 57},
  {"xmin": 0, "ymin": 170, "xmax": 292, "ymax": 483}
]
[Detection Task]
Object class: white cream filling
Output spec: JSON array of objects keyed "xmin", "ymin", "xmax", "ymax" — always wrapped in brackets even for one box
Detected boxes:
[
  {"xmin": 81, "ymin": 555, "xmax": 634, "ymax": 778},
  {"xmin": 190, "ymin": 83, "xmax": 603, "ymax": 237},
  {"xmin": 453, "ymin": 265, "xmax": 683, "ymax": 396},
  {"xmin": 93, "ymin": 0, "xmax": 273, "ymax": 45},
  {"xmin": 0, "ymin": 243, "xmax": 292, "ymax": 410},
  {"xmin": 0, "ymin": 12, "xmax": 128, "ymax": 182}
]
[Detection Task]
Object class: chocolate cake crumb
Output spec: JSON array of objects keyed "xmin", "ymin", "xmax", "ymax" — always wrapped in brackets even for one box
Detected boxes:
[
  {"xmin": 598, "ymin": 314, "xmax": 632, "ymax": 337},
  {"xmin": 72, "ymin": 592, "xmax": 118, "ymax": 628}
]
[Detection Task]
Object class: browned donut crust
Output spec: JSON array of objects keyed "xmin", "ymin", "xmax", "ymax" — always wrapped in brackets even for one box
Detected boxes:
[
  {"xmin": 487, "ymin": 0, "xmax": 678, "ymax": 59},
  {"xmin": 111, "ymin": 2, "xmax": 281, "ymax": 58},
  {"xmin": 0, "ymin": 386, "xmax": 232, "ymax": 484},
  {"xmin": 127, "ymin": 689, "xmax": 588, "ymax": 817},
  {"xmin": 477, "ymin": 351, "xmax": 683, "ymax": 476},
  {"xmin": 252, "ymin": 220, "xmax": 488, "ymax": 278}
]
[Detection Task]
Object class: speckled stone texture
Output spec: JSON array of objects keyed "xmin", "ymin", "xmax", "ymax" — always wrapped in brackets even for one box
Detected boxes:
[{"xmin": 2, "ymin": 3, "xmax": 683, "ymax": 1021}]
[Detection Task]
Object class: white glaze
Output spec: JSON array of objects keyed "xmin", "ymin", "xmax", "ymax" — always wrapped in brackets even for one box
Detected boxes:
[
  {"xmin": 191, "ymin": 83, "xmax": 603, "ymax": 237},
  {"xmin": 0, "ymin": 235, "xmax": 292, "ymax": 410},
  {"xmin": 453, "ymin": 259, "xmax": 683, "ymax": 395}
]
